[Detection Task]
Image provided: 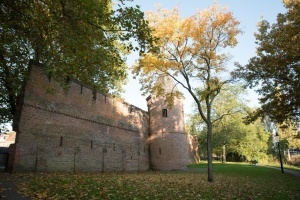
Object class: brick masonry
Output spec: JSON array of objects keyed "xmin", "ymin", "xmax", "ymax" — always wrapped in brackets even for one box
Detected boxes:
[{"xmin": 9, "ymin": 61, "xmax": 199, "ymax": 172}]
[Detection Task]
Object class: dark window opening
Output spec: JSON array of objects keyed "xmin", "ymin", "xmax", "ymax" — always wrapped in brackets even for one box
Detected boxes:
[
  {"xmin": 162, "ymin": 109, "xmax": 167, "ymax": 117},
  {"xmin": 113, "ymin": 143, "xmax": 116, "ymax": 151},
  {"xmin": 65, "ymin": 76, "xmax": 71, "ymax": 85},
  {"xmin": 60, "ymin": 136, "xmax": 63, "ymax": 147},
  {"xmin": 80, "ymin": 85, "xmax": 83, "ymax": 94},
  {"xmin": 92, "ymin": 89, "xmax": 97, "ymax": 100},
  {"xmin": 130, "ymin": 105, "xmax": 134, "ymax": 113},
  {"xmin": 48, "ymin": 72, "xmax": 52, "ymax": 82}
]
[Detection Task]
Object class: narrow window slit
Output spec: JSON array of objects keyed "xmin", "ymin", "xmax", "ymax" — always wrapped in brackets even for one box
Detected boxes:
[
  {"xmin": 48, "ymin": 72, "xmax": 52, "ymax": 82},
  {"xmin": 162, "ymin": 109, "xmax": 167, "ymax": 117},
  {"xmin": 80, "ymin": 85, "xmax": 83, "ymax": 94},
  {"xmin": 92, "ymin": 89, "xmax": 97, "ymax": 100},
  {"xmin": 65, "ymin": 76, "xmax": 71, "ymax": 85},
  {"xmin": 60, "ymin": 136, "xmax": 63, "ymax": 147}
]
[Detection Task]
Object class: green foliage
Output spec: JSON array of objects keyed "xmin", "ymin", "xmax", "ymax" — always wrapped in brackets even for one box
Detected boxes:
[
  {"xmin": 237, "ymin": 121, "xmax": 272, "ymax": 162},
  {"xmin": 233, "ymin": 3, "xmax": 300, "ymax": 123},
  {"xmin": 196, "ymin": 113, "xmax": 272, "ymax": 162},
  {"xmin": 187, "ymin": 85, "xmax": 273, "ymax": 162},
  {"xmin": 14, "ymin": 163, "xmax": 300, "ymax": 199},
  {"xmin": 277, "ymin": 121, "xmax": 300, "ymax": 153},
  {"xmin": 0, "ymin": 0, "xmax": 155, "ymax": 124}
]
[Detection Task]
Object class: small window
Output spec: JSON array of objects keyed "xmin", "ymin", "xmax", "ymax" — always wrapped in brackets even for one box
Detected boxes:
[
  {"xmin": 162, "ymin": 109, "xmax": 167, "ymax": 117},
  {"xmin": 129, "ymin": 105, "xmax": 134, "ymax": 113},
  {"xmin": 80, "ymin": 85, "xmax": 83, "ymax": 94},
  {"xmin": 92, "ymin": 89, "xmax": 97, "ymax": 100},
  {"xmin": 65, "ymin": 76, "xmax": 71, "ymax": 85},
  {"xmin": 48, "ymin": 72, "xmax": 52, "ymax": 82},
  {"xmin": 60, "ymin": 136, "xmax": 63, "ymax": 147}
]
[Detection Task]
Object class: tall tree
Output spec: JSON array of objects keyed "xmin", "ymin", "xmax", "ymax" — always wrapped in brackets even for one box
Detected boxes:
[
  {"xmin": 193, "ymin": 111, "xmax": 271, "ymax": 163},
  {"xmin": 186, "ymin": 84, "xmax": 272, "ymax": 163},
  {"xmin": 187, "ymin": 84, "xmax": 247, "ymax": 162},
  {"xmin": 233, "ymin": 2, "xmax": 300, "ymax": 123},
  {"xmin": 133, "ymin": 4, "xmax": 241, "ymax": 182},
  {"xmin": 0, "ymin": 0, "xmax": 155, "ymax": 126}
]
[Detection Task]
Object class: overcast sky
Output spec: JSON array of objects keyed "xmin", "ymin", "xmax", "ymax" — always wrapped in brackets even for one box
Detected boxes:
[{"xmin": 121, "ymin": 0, "xmax": 287, "ymax": 115}]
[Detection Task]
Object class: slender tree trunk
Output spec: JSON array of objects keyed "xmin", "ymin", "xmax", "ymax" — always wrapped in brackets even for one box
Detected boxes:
[
  {"xmin": 207, "ymin": 122, "xmax": 214, "ymax": 182},
  {"xmin": 287, "ymin": 149, "xmax": 291, "ymax": 161},
  {"xmin": 222, "ymin": 144, "xmax": 226, "ymax": 163}
]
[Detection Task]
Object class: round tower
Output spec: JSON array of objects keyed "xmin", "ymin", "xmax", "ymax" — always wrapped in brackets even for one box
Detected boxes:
[{"xmin": 147, "ymin": 76, "xmax": 188, "ymax": 170}]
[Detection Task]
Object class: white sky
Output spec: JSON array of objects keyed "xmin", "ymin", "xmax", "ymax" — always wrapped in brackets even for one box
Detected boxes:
[{"xmin": 121, "ymin": 0, "xmax": 287, "ymax": 114}]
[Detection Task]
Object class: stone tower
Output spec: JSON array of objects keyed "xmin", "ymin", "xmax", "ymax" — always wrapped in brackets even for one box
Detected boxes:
[{"xmin": 147, "ymin": 76, "xmax": 188, "ymax": 170}]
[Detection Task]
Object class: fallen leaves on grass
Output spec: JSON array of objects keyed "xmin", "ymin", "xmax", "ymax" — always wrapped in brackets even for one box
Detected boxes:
[{"xmin": 15, "ymin": 164, "xmax": 300, "ymax": 200}]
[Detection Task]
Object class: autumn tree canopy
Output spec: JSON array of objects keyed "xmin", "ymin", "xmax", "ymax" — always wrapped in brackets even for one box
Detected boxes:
[
  {"xmin": 0, "ymin": 0, "xmax": 155, "ymax": 124},
  {"xmin": 233, "ymin": 2, "xmax": 300, "ymax": 124},
  {"xmin": 133, "ymin": 3, "xmax": 241, "ymax": 182}
]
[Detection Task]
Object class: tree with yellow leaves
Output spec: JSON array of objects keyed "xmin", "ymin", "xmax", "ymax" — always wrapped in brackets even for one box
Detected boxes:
[{"xmin": 133, "ymin": 3, "xmax": 241, "ymax": 182}]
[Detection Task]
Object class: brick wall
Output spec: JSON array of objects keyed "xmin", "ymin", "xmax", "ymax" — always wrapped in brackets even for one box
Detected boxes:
[
  {"xmin": 187, "ymin": 134, "xmax": 200, "ymax": 164},
  {"xmin": 147, "ymin": 94, "xmax": 190, "ymax": 170},
  {"xmin": 10, "ymin": 61, "xmax": 199, "ymax": 172},
  {"xmin": 12, "ymin": 62, "xmax": 150, "ymax": 172}
]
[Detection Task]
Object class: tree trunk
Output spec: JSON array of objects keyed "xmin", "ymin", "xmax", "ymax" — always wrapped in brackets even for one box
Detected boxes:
[
  {"xmin": 207, "ymin": 122, "xmax": 214, "ymax": 182},
  {"xmin": 222, "ymin": 145, "xmax": 226, "ymax": 163},
  {"xmin": 287, "ymin": 149, "xmax": 291, "ymax": 161}
]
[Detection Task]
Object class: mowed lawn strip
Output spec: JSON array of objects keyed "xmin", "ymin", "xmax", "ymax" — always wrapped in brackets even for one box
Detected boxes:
[{"xmin": 16, "ymin": 162, "xmax": 300, "ymax": 200}]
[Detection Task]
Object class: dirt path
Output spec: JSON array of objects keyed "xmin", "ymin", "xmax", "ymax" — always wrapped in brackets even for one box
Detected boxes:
[
  {"xmin": 258, "ymin": 165, "xmax": 300, "ymax": 178},
  {"xmin": 0, "ymin": 173, "xmax": 31, "ymax": 200}
]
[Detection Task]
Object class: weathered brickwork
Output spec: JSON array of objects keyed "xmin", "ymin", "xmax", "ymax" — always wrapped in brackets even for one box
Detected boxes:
[
  {"xmin": 9, "ymin": 61, "xmax": 199, "ymax": 172},
  {"xmin": 147, "ymin": 91, "xmax": 189, "ymax": 170}
]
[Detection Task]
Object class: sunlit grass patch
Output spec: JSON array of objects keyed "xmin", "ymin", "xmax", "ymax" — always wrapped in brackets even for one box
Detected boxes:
[{"xmin": 17, "ymin": 162, "xmax": 300, "ymax": 200}]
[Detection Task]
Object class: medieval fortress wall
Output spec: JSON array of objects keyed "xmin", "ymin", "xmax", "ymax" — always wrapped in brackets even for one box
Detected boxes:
[{"xmin": 10, "ymin": 61, "xmax": 199, "ymax": 172}]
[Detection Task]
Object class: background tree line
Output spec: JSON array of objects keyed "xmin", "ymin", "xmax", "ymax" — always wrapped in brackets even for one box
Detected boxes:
[{"xmin": 186, "ymin": 84, "xmax": 274, "ymax": 163}]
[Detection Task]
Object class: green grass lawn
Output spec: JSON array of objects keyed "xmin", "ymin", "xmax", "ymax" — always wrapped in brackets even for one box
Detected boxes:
[{"xmin": 17, "ymin": 162, "xmax": 300, "ymax": 200}]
